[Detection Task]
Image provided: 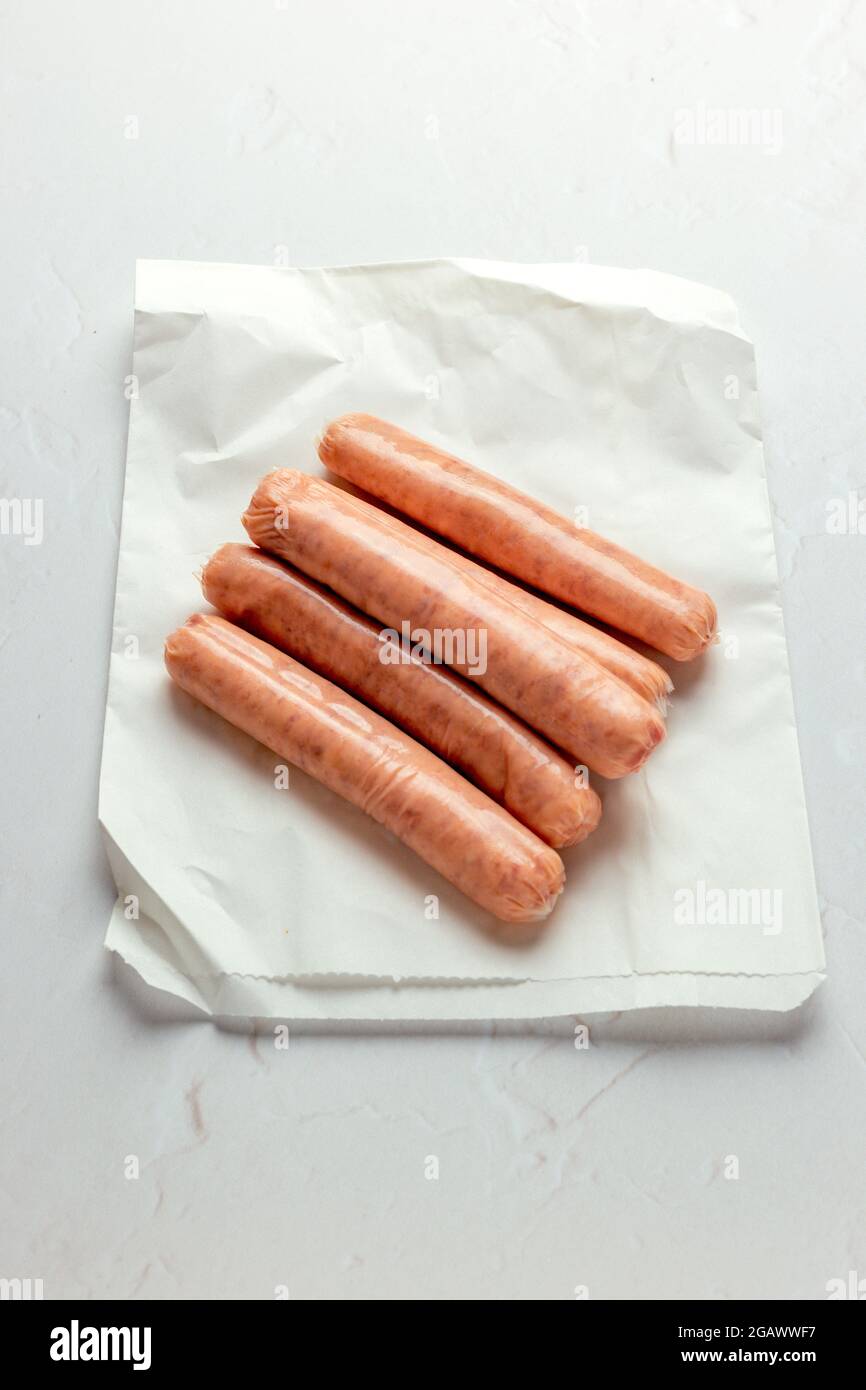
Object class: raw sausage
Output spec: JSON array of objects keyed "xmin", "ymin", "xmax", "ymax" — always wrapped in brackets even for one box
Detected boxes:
[
  {"xmin": 201, "ymin": 542, "xmax": 602, "ymax": 848},
  {"xmin": 243, "ymin": 473, "xmax": 664, "ymax": 778},
  {"xmin": 203, "ymin": 544, "xmax": 601, "ymax": 848},
  {"xmin": 318, "ymin": 414, "xmax": 717, "ymax": 662},
  {"xmin": 319, "ymin": 414, "xmax": 715, "ymax": 662},
  {"xmin": 164, "ymin": 613, "xmax": 565, "ymax": 923},
  {"xmin": 242, "ymin": 471, "xmax": 666, "ymax": 777}
]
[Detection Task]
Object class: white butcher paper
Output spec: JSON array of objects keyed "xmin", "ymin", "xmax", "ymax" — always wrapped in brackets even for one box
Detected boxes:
[{"xmin": 99, "ymin": 257, "xmax": 824, "ymax": 1020}]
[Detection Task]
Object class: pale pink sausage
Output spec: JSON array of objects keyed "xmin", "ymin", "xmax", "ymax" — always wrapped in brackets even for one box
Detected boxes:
[
  {"xmin": 201, "ymin": 543, "xmax": 602, "ymax": 848},
  {"xmin": 242, "ymin": 472, "xmax": 666, "ymax": 778},
  {"xmin": 165, "ymin": 614, "xmax": 565, "ymax": 923},
  {"xmin": 318, "ymin": 414, "xmax": 717, "ymax": 662}
]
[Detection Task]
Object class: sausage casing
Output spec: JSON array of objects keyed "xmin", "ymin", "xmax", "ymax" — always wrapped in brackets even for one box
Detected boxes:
[
  {"xmin": 201, "ymin": 543, "xmax": 602, "ymax": 848},
  {"xmin": 318, "ymin": 414, "xmax": 717, "ymax": 662},
  {"xmin": 426, "ymin": 540, "xmax": 672, "ymax": 710},
  {"xmin": 242, "ymin": 471, "xmax": 666, "ymax": 778},
  {"xmin": 164, "ymin": 613, "xmax": 565, "ymax": 923}
]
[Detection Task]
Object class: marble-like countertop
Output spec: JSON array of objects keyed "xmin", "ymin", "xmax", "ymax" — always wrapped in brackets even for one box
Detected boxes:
[{"xmin": 3, "ymin": 0, "xmax": 863, "ymax": 1299}]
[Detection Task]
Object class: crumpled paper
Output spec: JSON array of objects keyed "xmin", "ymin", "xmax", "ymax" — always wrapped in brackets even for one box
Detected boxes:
[{"xmin": 99, "ymin": 257, "xmax": 824, "ymax": 1019}]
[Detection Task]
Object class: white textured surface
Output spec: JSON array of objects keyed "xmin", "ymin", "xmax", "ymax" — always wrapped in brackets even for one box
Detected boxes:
[{"xmin": 2, "ymin": 0, "xmax": 864, "ymax": 1299}]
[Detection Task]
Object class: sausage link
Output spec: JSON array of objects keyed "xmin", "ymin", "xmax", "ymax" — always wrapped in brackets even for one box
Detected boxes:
[
  {"xmin": 318, "ymin": 414, "xmax": 717, "ymax": 662},
  {"xmin": 202, "ymin": 543, "xmax": 602, "ymax": 848},
  {"xmin": 242, "ymin": 472, "xmax": 665, "ymax": 778},
  {"xmin": 164, "ymin": 614, "xmax": 565, "ymax": 923}
]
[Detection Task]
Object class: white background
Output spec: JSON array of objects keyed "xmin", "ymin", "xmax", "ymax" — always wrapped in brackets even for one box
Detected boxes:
[{"xmin": 2, "ymin": 0, "xmax": 864, "ymax": 1299}]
